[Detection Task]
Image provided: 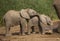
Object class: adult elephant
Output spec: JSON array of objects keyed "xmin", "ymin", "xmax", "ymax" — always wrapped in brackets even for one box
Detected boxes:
[
  {"xmin": 53, "ymin": 0, "xmax": 60, "ymax": 33},
  {"xmin": 39, "ymin": 14, "xmax": 53, "ymax": 34},
  {"xmin": 3, "ymin": 10, "xmax": 30, "ymax": 36},
  {"xmin": 53, "ymin": 0, "xmax": 60, "ymax": 19}
]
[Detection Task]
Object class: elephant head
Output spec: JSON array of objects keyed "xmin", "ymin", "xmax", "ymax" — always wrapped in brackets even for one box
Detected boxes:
[
  {"xmin": 20, "ymin": 8, "xmax": 39, "ymax": 18},
  {"xmin": 39, "ymin": 14, "xmax": 53, "ymax": 34},
  {"xmin": 40, "ymin": 14, "xmax": 53, "ymax": 26}
]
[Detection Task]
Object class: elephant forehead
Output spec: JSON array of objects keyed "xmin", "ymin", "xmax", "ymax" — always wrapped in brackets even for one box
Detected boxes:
[
  {"xmin": 28, "ymin": 9, "xmax": 37, "ymax": 16},
  {"xmin": 28, "ymin": 9, "xmax": 36, "ymax": 13}
]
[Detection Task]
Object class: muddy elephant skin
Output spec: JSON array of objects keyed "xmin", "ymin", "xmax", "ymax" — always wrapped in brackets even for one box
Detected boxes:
[{"xmin": 3, "ymin": 10, "xmax": 28, "ymax": 36}]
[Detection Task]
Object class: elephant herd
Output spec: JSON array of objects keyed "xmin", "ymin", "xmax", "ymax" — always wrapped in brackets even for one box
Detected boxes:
[{"xmin": 3, "ymin": 8, "xmax": 54, "ymax": 36}]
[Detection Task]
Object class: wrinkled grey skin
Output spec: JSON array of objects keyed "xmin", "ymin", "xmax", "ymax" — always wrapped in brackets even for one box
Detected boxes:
[
  {"xmin": 20, "ymin": 8, "xmax": 40, "ymax": 34},
  {"xmin": 3, "ymin": 10, "xmax": 28, "ymax": 36},
  {"xmin": 27, "ymin": 17, "xmax": 40, "ymax": 34},
  {"xmin": 39, "ymin": 14, "xmax": 53, "ymax": 34},
  {"xmin": 27, "ymin": 14, "xmax": 53, "ymax": 35},
  {"xmin": 21, "ymin": 8, "xmax": 53, "ymax": 34},
  {"xmin": 3, "ymin": 8, "xmax": 39, "ymax": 36}
]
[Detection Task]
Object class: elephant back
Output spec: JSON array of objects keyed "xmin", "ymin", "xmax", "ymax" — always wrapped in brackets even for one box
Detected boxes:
[{"xmin": 20, "ymin": 9, "xmax": 30, "ymax": 19}]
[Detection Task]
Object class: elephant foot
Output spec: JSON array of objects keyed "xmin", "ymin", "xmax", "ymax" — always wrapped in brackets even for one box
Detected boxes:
[
  {"xmin": 38, "ymin": 32, "xmax": 41, "ymax": 34},
  {"xmin": 22, "ymin": 33, "xmax": 26, "ymax": 36},
  {"xmin": 32, "ymin": 32, "xmax": 36, "ymax": 34},
  {"xmin": 28, "ymin": 32, "xmax": 31, "ymax": 35},
  {"xmin": 42, "ymin": 33, "xmax": 45, "ymax": 35},
  {"xmin": 5, "ymin": 34, "xmax": 12, "ymax": 37},
  {"xmin": 49, "ymin": 31, "xmax": 53, "ymax": 34},
  {"xmin": 46, "ymin": 30, "xmax": 53, "ymax": 34},
  {"xmin": 49, "ymin": 30, "xmax": 53, "ymax": 34}
]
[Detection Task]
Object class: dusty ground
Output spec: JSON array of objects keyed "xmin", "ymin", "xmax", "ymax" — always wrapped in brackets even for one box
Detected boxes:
[{"xmin": 0, "ymin": 25, "xmax": 60, "ymax": 41}]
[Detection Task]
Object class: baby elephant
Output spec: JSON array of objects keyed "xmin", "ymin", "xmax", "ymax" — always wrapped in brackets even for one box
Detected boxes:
[
  {"xmin": 27, "ymin": 16, "xmax": 40, "ymax": 34},
  {"xmin": 39, "ymin": 14, "xmax": 53, "ymax": 34},
  {"xmin": 27, "ymin": 14, "xmax": 53, "ymax": 35},
  {"xmin": 3, "ymin": 10, "xmax": 28, "ymax": 36}
]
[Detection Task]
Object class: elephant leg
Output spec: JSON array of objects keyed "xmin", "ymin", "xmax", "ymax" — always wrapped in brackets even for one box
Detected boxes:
[
  {"xmin": 32, "ymin": 27, "xmax": 36, "ymax": 34},
  {"xmin": 5, "ymin": 23, "xmax": 11, "ymax": 36},
  {"xmin": 20, "ymin": 18, "xmax": 27, "ymax": 35},
  {"xmin": 34, "ymin": 25, "xmax": 40, "ymax": 34},
  {"xmin": 42, "ymin": 25, "xmax": 46, "ymax": 35},
  {"xmin": 40, "ymin": 23, "xmax": 46, "ymax": 35},
  {"xmin": 48, "ymin": 25, "xmax": 53, "ymax": 33},
  {"xmin": 27, "ymin": 20, "xmax": 32, "ymax": 35},
  {"xmin": 42, "ymin": 28, "xmax": 46, "ymax": 35}
]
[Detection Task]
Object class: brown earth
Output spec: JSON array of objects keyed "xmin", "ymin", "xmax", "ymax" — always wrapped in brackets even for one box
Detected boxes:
[
  {"xmin": 0, "ymin": 20, "xmax": 60, "ymax": 41},
  {"xmin": 0, "ymin": 26, "xmax": 60, "ymax": 41}
]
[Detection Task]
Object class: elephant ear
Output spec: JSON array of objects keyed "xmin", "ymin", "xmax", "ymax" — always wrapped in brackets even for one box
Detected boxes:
[
  {"xmin": 45, "ymin": 16, "xmax": 52, "ymax": 25},
  {"xmin": 20, "ymin": 9, "xmax": 30, "ymax": 19}
]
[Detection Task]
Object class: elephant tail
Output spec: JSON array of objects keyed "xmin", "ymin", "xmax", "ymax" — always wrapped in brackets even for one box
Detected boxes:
[{"xmin": 2, "ymin": 16, "xmax": 6, "ymax": 26}]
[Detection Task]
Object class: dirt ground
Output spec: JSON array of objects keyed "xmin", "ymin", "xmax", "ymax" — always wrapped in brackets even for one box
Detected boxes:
[{"xmin": 0, "ymin": 25, "xmax": 60, "ymax": 41}]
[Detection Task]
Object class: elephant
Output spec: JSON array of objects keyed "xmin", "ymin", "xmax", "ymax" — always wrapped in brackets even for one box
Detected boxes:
[
  {"xmin": 3, "ymin": 10, "xmax": 30, "ymax": 36},
  {"xmin": 52, "ymin": 20, "xmax": 60, "ymax": 33},
  {"xmin": 27, "ymin": 14, "xmax": 53, "ymax": 35},
  {"xmin": 3, "ymin": 8, "xmax": 40, "ymax": 36},
  {"xmin": 20, "ymin": 8, "xmax": 40, "ymax": 34},
  {"xmin": 39, "ymin": 14, "xmax": 53, "ymax": 34},
  {"xmin": 27, "ymin": 16, "xmax": 40, "ymax": 34},
  {"xmin": 53, "ymin": 0, "xmax": 60, "ymax": 19}
]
